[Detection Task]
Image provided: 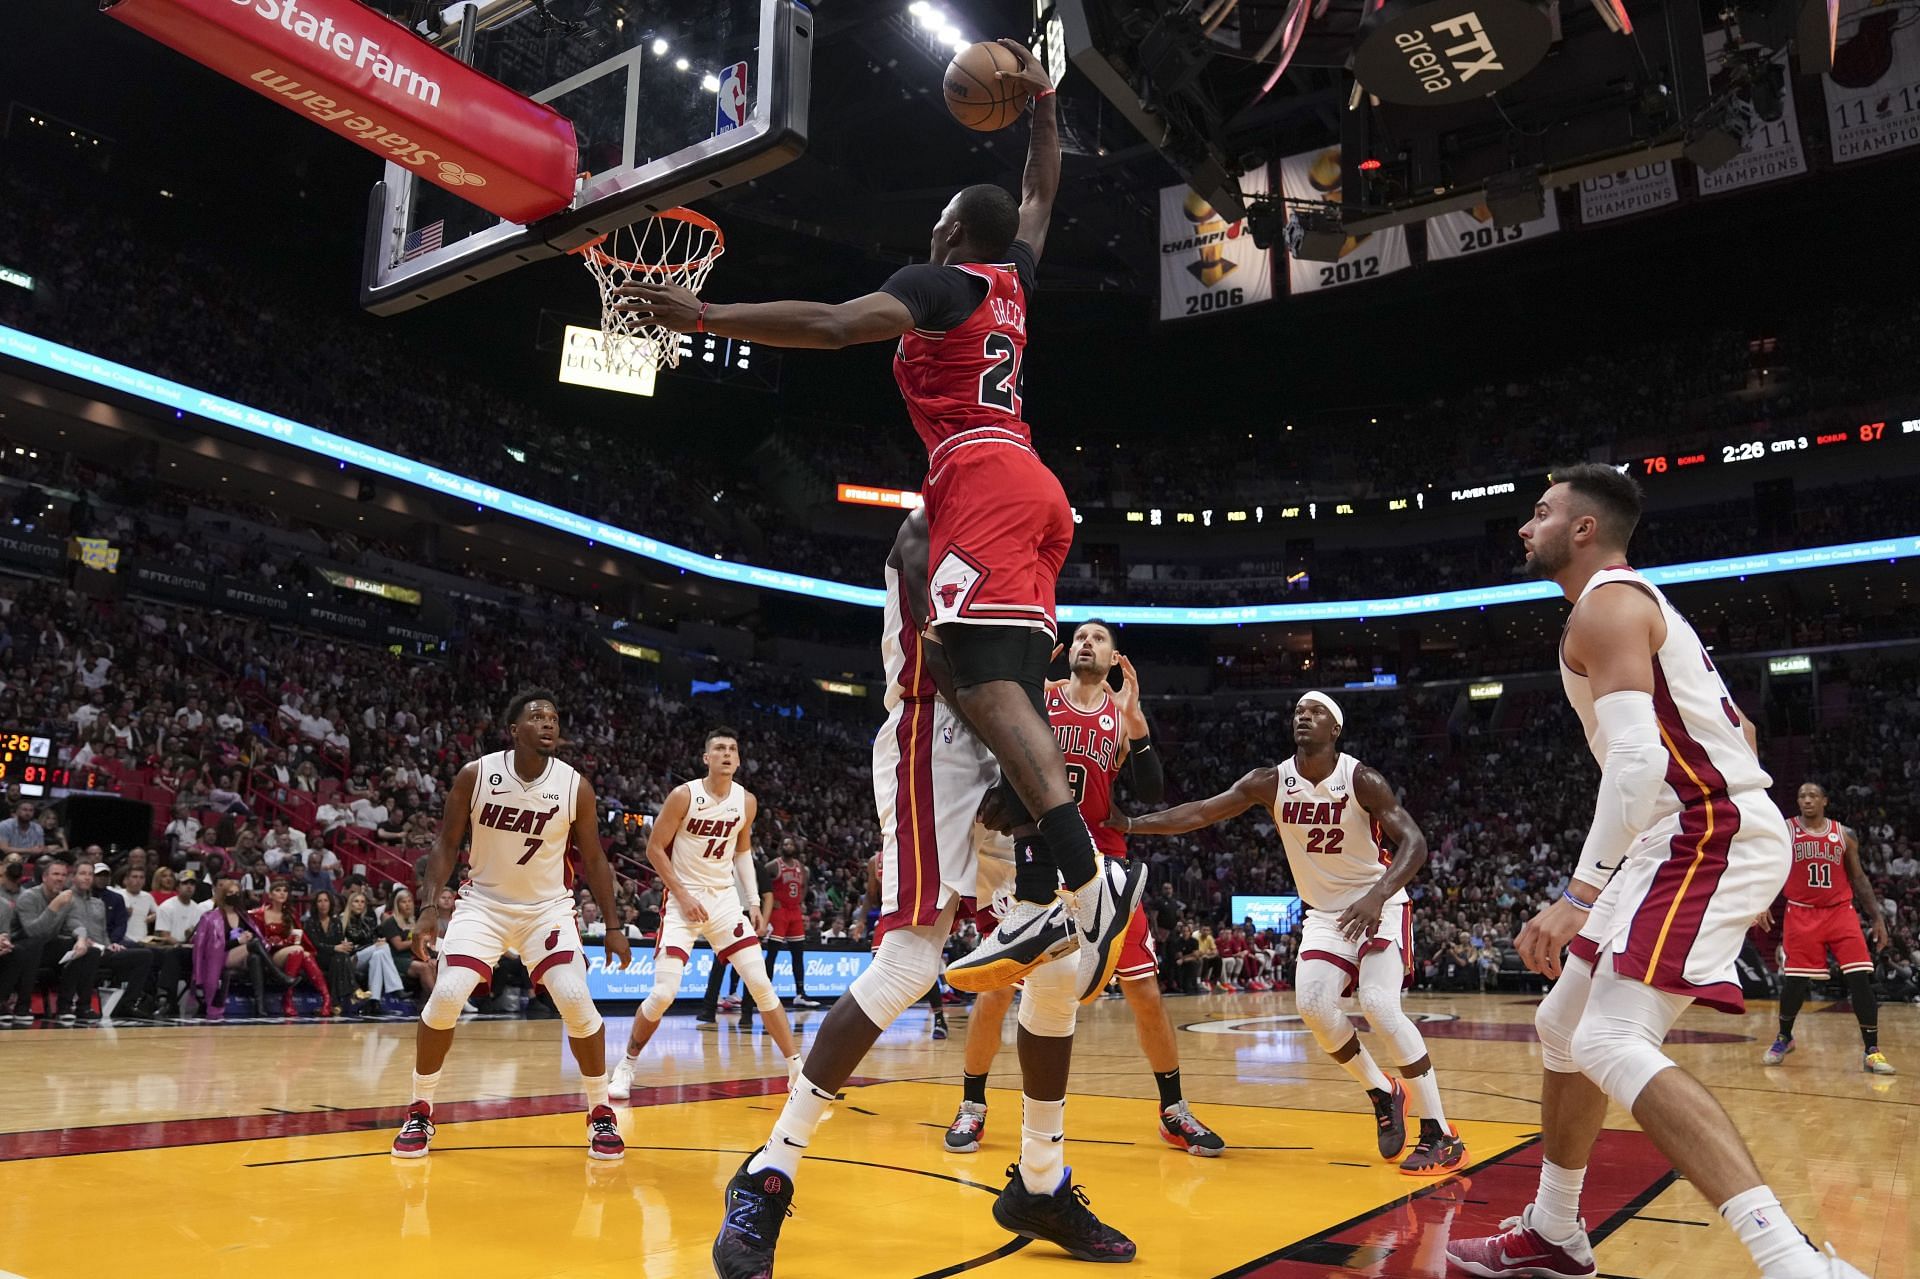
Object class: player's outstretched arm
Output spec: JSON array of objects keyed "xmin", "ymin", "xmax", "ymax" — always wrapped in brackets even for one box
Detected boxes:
[
  {"xmin": 614, "ymin": 282, "xmax": 916, "ymax": 350},
  {"xmin": 1339, "ymin": 766, "xmax": 1428, "ymax": 941},
  {"xmin": 643, "ymin": 785, "xmax": 706, "ymax": 923},
  {"xmin": 1113, "ymin": 655, "xmax": 1164, "ymax": 806},
  {"xmin": 573, "ymin": 777, "xmax": 630, "ymax": 971},
  {"xmin": 997, "ymin": 39, "xmax": 1058, "ymax": 262},
  {"xmin": 1841, "ymin": 827, "xmax": 1891, "ymax": 950},
  {"xmin": 1116, "ymin": 767, "xmax": 1275, "ymax": 837},
  {"xmin": 412, "ymin": 762, "xmax": 476, "ymax": 955}
]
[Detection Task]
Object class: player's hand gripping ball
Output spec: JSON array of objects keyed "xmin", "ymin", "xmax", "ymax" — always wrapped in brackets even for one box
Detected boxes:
[{"xmin": 944, "ymin": 38, "xmax": 1051, "ymax": 131}]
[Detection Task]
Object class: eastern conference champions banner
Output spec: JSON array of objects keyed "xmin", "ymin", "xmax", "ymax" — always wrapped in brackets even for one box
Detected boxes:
[
  {"xmin": 1157, "ymin": 169, "xmax": 1274, "ymax": 321},
  {"xmin": 1276, "ymin": 148, "xmax": 1410, "ymax": 294},
  {"xmin": 1700, "ymin": 29, "xmax": 1809, "ymax": 194},
  {"xmin": 1578, "ymin": 160, "xmax": 1679, "ymax": 225},
  {"xmin": 1425, "ymin": 197, "xmax": 1561, "ymax": 261},
  {"xmin": 1823, "ymin": 0, "xmax": 1920, "ymax": 163},
  {"xmin": 582, "ymin": 944, "xmax": 872, "ymax": 1001}
]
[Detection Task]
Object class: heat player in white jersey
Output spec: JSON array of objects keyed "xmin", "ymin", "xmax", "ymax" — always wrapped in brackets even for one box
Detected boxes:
[
  {"xmin": 611, "ymin": 728, "xmax": 803, "ymax": 1099},
  {"xmin": 1122, "ymin": 690, "xmax": 1465, "ymax": 1176},
  {"xmin": 1449, "ymin": 466, "xmax": 1862, "ymax": 1279},
  {"xmin": 391, "ymin": 689, "xmax": 632, "ymax": 1163}
]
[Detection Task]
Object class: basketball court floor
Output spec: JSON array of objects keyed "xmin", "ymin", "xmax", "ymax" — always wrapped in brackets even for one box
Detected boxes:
[{"xmin": 1, "ymin": 992, "xmax": 1910, "ymax": 1279}]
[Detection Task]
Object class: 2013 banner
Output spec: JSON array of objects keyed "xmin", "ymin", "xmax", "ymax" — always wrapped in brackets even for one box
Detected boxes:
[
  {"xmin": 1425, "ymin": 196, "xmax": 1561, "ymax": 262},
  {"xmin": 1158, "ymin": 169, "xmax": 1275, "ymax": 321},
  {"xmin": 1276, "ymin": 148, "xmax": 1410, "ymax": 295}
]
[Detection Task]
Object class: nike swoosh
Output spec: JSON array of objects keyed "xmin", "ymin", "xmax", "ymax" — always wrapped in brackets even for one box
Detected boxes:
[
  {"xmin": 1500, "ymin": 1250, "xmax": 1552, "ymax": 1266},
  {"xmin": 994, "ymin": 912, "xmax": 1054, "ymax": 946},
  {"xmin": 489, "ymin": 788, "xmax": 510, "ymax": 796}
]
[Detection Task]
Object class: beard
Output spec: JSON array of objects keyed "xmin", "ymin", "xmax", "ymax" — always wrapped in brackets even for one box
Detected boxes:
[{"xmin": 1524, "ymin": 534, "xmax": 1571, "ymax": 578}]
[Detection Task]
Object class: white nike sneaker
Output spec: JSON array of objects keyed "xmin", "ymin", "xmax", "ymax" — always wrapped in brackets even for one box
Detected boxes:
[
  {"xmin": 1068, "ymin": 857, "xmax": 1149, "ymax": 1004},
  {"xmin": 944, "ymin": 898, "xmax": 1078, "ymax": 993},
  {"xmin": 1764, "ymin": 1245, "xmax": 1870, "ymax": 1279},
  {"xmin": 608, "ymin": 1056, "xmax": 635, "ymax": 1102},
  {"xmin": 1447, "ymin": 1204, "xmax": 1597, "ymax": 1278}
]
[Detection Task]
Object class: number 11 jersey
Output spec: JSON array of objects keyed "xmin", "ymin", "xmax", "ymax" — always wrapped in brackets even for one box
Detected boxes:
[{"xmin": 466, "ymin": 750, "xmax": 581, "ymax": 908}]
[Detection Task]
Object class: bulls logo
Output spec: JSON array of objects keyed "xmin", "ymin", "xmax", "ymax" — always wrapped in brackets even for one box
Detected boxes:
[
  {"xmin": 544, "ymin": 928, "xmax": 560, "ymax": 951},
  {"xmin": 938, "ymin": 582, "xmax": 963, "ymax": 608}
]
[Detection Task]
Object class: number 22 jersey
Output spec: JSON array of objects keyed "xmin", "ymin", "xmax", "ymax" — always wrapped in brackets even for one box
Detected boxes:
[{"xmin": 1270, "ymin": 752, "xmax": 1402, "ymax": 913}]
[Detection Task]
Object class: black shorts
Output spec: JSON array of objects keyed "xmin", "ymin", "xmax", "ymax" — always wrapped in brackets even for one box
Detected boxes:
[{"xmin": 938, "ymin": 623, "xmax": 1052, "ymax": 709}]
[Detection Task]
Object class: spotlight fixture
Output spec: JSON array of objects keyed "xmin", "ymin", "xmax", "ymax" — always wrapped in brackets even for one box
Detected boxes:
[
  {"xmin": 1483, "ymin": 167, "xmax": 1544, "ymax": 227},
  {"xmin": 1282, "ymin": 210, "xmax": 1347, "ymax": 261}
]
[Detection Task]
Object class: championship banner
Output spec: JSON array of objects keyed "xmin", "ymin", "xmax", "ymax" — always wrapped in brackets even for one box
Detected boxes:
[
  {"xmin": 1698, "ymin": 30, "xmax": 1808, "ymax": 194},
  {"xmin": 1276, "ymin": 148, "xmax": 1410, "ymax": 295},
  {"xmin": 1425, "ymin": 196, "xmax": 1561, "ymax": 261},
  {"xmin": 1158, "ymin": 171, "xmax": 1274, "ymax": 321},
  {"xmin": 1823, "ymin": 0, "xmax": 1920, "ymax": 163},
  {"xmin": 1577, "ymin": 161, "xmax": 1679, "ymax": 225}
]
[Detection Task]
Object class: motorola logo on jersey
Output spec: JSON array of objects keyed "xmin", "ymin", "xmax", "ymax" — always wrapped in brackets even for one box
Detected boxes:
[{"xmin": 1098, "ymin": 714, "xmax": 1115, "ymax": 732}]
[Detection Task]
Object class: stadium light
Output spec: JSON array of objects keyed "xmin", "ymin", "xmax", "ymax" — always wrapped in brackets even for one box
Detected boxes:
[{"xmin": 651, "ymin": 37, "xmax": 668, "ymax": 55}]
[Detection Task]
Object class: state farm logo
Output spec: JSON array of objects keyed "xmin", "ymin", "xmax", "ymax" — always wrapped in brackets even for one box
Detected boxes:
[{"xmin": 438, "ymin": 160, "xmax": 486, "ymax": 187}]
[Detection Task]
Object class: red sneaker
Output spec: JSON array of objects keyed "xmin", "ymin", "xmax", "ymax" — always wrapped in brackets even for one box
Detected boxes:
[
  {"xmin": 390, "ymin": 1101, "xmax": 435, "ymax": 1159},
  {"xmin": 587, "ymin": 1104, "xmax": 625, "ymax": 1161},
  {"xmin": 1446, "ymin": 1205, "xmax": 1596, "ymax": 1277}
]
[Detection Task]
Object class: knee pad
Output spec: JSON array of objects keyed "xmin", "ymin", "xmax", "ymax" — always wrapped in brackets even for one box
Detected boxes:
[
  {"xmin": 849, "ymin": 927, "xmax": 942, "ymax": 1027},
  {"xmin": 1016, "ymin": 954, "xmax": 1079, "ymax": 1038},
  {"xmin": 731, "ymin": 946, "xmax": 783, "ymax": 1013},
  {"xmin": 641, "ymin": 956, "xmax": 684, "ymax": 1022},
  {"xmin": 1293, "ymin": 967, "xmax": 1352, "ymax": 1053},
  {"xmin": 1356, "ymin": 977, "xmax": 1426, "ymax": 1067},
  {"xmin": 1535, "ymin": 955, "xmax": 1593, "ymax": 1074},
  {"xmin": 421, "ymin": 965, "xmax": 482, "ymax": 1031},
  {"xmin": 1568, "ymin": 966, "xmax": 1686, "ymax": 1109},
  {"xmin": 542, "ymin": 962, "xmax": 603, "ymax": 1039}
]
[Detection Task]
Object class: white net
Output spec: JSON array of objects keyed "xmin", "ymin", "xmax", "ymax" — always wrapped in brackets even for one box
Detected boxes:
[{"xmin": 576, "ymin": 210, "xmax": 725, "ymax": 378}]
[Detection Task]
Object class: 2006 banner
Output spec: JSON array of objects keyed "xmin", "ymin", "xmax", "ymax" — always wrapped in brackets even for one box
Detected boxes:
[{"xmin": 1158, "ymin": 168, "xmax": 1275, "ymax": 321}]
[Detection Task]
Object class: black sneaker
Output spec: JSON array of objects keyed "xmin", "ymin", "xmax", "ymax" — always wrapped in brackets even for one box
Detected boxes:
[
  {"xmin": 932, "ymin": 1012, "xmax": 949, "ymax": 1041},
  {"xmin": 712, "ymin": 1153, "xmax": 795, "ymax": 1279},
  {"xmin": 696, "ymin": 1008, "xmax": 719, "ymax": 1027},
  {"xmin": 1157, "ymin": 1102, "xmax": 1225, "ymax": 1157},
  {"xmin": 991, "ymin": 1163, "xmax": 1136, "ymax": 1263},
  {"xmin": 1369, "ymin": 1078, "xmax": 1408, "ymax": 1159}
]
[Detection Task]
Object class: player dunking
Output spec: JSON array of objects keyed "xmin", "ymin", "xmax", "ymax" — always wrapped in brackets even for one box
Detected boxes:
[
  {"xmin": 706, "ymin": 509, "xmax": 1134, "ymax": 1278},
  {"xmin": 608, "ymin": 728, "xmax": 803, "ymax": 1101},
  {"xmin": 1121, "ymin": 691, "xmax": 1466, "ymax": 1175},
  {"xmin": 766, "ymin": 845, "xmax": 820, "ymax": 1009},
  {"xmin": 618, "ymin": 41, "xmax": 1146, "ymax": 1012},
  {"xmin": 944, "ymin": 621, "xmax": 1225, "ymax": 1156},
  {"xmin": 1449, "ymin": 465, "xmax": 1863, "ymax": 1279},
  {"xmin": 392, "ymin": 689, "xmax": 631, "ymax": 1160},
  {"xmin": 1761, "ymin": 782, "xmax": 1894, "ymax": 1074}
]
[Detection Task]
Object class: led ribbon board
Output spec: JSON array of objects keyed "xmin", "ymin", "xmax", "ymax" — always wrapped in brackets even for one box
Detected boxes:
[{"xmin": 5, "ymin": 325, "xmax": 1918, "ymax": 626}]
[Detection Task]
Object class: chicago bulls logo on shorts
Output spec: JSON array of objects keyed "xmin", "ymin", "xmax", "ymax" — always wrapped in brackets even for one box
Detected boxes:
[{"xmin": 938, "ymin": 582, "xmax": 962, "ymax": 608}]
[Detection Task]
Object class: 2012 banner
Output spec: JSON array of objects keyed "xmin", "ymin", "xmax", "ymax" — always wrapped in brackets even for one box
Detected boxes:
[
  {"xmin": 1276, "ymin": 148, "xmax": 1411, "ymax": 295},
  {"xmin": 1158, "ymin": 169, "xmax": 1275, "ymax": 321}
]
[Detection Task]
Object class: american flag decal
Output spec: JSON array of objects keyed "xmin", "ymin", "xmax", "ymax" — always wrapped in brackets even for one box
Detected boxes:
[{"xmin": 400, "ymin": 220, "xmax": 445, "ymax": 261}]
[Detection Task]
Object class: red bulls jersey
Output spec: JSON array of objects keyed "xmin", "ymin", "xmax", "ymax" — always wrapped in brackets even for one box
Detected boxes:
[
  {"xmin": 773, "ymin": 860, "xmax": 807, "ymax": 910},
  {"xmin": 1786, "ymin": 818, "xmax": 1853, "ymax": 908},
  {"xmin": 892, "ymin": 252, "xmax": 1034, "ymax": 455},
  {"xmin": 1047, "ymin": 685, "xmax": 1127, "ymax": 857}
]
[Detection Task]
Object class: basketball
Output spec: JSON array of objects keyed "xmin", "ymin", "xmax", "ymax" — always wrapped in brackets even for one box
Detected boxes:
[{"xmin": 943, "ymin": 40, "xmax": 1027, "ymax": 131}]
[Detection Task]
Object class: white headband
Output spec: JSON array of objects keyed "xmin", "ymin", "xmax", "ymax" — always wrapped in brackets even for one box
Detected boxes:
[{"xmin": 1298, "ymin": 691, "xmax": 1343, "ymax": 728}]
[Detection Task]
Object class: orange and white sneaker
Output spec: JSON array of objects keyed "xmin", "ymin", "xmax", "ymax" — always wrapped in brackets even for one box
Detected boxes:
[
  {"xmin": 587, "ymin": 1104, "xmax": 625, "ymax": 1160},
  {"xmin": 1398, "ymin": 1119, "xmax": 1466, "ymax": 1176},
  {"xmin": 390, "ymin": 1100, "xmax": 435, "ymax": 1159}
]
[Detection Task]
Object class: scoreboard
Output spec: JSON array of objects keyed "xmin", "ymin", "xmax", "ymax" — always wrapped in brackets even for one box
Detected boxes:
[
  {"xmin": 0, "ymin": 733, "xmax": 118, "ymax": 798},
  {"xmin": 1636, "ymin": 418, "xmax": 1918, "ymax": 479}
]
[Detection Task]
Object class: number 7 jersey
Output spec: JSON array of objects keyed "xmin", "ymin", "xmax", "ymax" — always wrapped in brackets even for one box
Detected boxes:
[
  {"xmin": 466, "ymin": 750, "xmax": 582, "ymax": 907},
  {"xmin": 1270, "ymin": 752, "xmax": 1404, "ymax": 913}
]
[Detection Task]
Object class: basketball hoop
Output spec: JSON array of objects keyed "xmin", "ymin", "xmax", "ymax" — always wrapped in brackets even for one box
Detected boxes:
[{"xmin": 570, "ymin": 208, "xmax": 725, "ymax": 378}]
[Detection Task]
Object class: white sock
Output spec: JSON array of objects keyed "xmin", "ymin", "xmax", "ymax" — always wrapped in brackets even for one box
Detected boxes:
[
  {"xmin": 1404, "ymin": 1066, "xmax": 1448, "ymax": 1129},
  {"xmin": 411, "ymin": 1069, "xmax": 441, "ymax": 1106},
  {"xmin": 1018, "ymin": 1095, "xmax": 1066, "ymax": 1195},
  {"xmin": 748, "ymin": 1073, "xmax": 835, "ymax": 1177},
  {"xmin": 1720, "ymin": 1186, "xmax": 1823, "ymax": 1279},
  {"xmin": 623, "ymin": 1049, "xmax": 640, "ymax": 1065},
  {"xmin": 582, "ymin": 1071, "xmax": 609, "ymax": 1111},
  {"xmin": 1333, "ymin": 1039, "xmax": 1392, "ymax": 1093},
  {"xmin": 1532, "ymin": 1160, "xmax": 1587, "ymax": 1242}
]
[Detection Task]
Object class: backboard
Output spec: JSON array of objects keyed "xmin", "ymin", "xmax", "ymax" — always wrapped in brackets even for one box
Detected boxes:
[{"xmin": 361, "ymin": 0, "xmax": 809, "ymax": 314}]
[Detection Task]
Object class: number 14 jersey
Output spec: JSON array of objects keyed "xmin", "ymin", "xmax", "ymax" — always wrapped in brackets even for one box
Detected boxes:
[
  {"xmin": 1270, "ymin": 752, "xmax": 1403, "ymax": 913},
  {"xmin": 670, "ymin": 779, "xmax": 751, "ymax": 893}
]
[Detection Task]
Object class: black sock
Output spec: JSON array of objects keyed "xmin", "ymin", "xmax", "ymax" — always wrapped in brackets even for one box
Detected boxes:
[
  {"xmin": 1013, "ymin": 834, "xmax": 1059, "ymax": 905},
  {"xmin": 929, "ymin": 983, "xmax": 945, "ymax": 1014},
  {"xmin": 1153, "ymin": 1068, "xmax": 1182, "ymax": 1110},
  {"xmin": 1778, "ymin": 975, "xmax": 1810, "ymax": 1038},
  {"xmin": 963, "ymin": 1072, "xmax": 989, "ymax": 1105},
  {"xmin": 1845, "ymin": 971, "xmax": 1879, "ymax": 1052},
  {"xmin": 1038, "ymin": 802, "xmax": 1099, "ymax": 890},
  {"xmin": 790, "ymin": 943, "xmax": 808, "ymax": 998}
]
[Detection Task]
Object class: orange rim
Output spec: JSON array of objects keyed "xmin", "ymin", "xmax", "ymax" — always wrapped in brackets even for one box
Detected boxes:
[{"xmin": 569, "ymin": 207, "xmax": 725, "ymax": 273}]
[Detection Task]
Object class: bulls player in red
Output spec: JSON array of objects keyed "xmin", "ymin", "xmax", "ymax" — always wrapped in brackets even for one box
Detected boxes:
[
  {"xmin": 764, "ymin": 844, "xmax": 819, "ymax": 1009},
  {"xmin": 945, "ymin": 621, "xmax": 1225, "ymax": 1156},
  {"xmin": 1761, "ymin": 782, "xmax": 1894, "ymax": 1074},
  {"xmin": 618, "ymin": 43, "xmax": 1146, "ymax": 1027}
]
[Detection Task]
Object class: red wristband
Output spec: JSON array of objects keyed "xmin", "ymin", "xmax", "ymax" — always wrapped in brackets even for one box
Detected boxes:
[
  {"xmin": 695, "ymin": 301, "xmax": 709, "ymax": 333},
  {"xmin": 1035, "ymin": 87, "xmax": 1056, "ymax": 100}
]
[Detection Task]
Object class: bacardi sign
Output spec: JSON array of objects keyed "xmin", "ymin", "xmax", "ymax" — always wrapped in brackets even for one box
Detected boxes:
[{"xmin": 103, "ymin": 0, "xmax": 577, "ymax": 223}]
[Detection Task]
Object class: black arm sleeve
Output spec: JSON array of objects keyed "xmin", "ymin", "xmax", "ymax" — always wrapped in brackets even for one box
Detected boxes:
[
  {"xmin": 1007, "ymin": 239, "xmax": 1038, "ymax": 297},
  {"xmin": 879, "ymin": 264, "xmax": 988, "ymax": 332},
  {"xmin": 1121, "ymin": 738, "xmax": 1165, "ymax": 806}
]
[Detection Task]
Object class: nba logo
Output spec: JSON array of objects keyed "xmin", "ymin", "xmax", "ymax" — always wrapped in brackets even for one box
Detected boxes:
[{"xmin": 715, "ymin": 61, "xmax": 749, "ymax": 134}]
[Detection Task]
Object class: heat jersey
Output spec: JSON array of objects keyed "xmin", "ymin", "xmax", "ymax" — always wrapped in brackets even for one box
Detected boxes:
[
  {"xmin": 465, "ymin": 750, "xmax": 581, "ymax": 907},
  {"xmin": 772, "ymin": 861, "xmax": 807, "ymax": 911},
  {"xmin": 1047, "ymin": 685, "xmax": 1127, "ymax": 857},
  {"xmin": 1787, "ymin": 818, "xmax": 1853, "ymax": 908},
  {"xmin": 1560, "ymin": 568, "xmax": 1772, "ymax": 815},
  {"xmin": 890, "ymin": 243, "xmax": 1036, "ymax": 455},
  {"xmin": 671, "ymin": 779, "xmax": 750, "ymax": 893},
  {"xmin": 881, "ymin": 558, "xmax": 938, "ymax": 712},
  {"xmin": 1270, "ymin": 753, "xmax": 1402, "ymax": 913}
]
